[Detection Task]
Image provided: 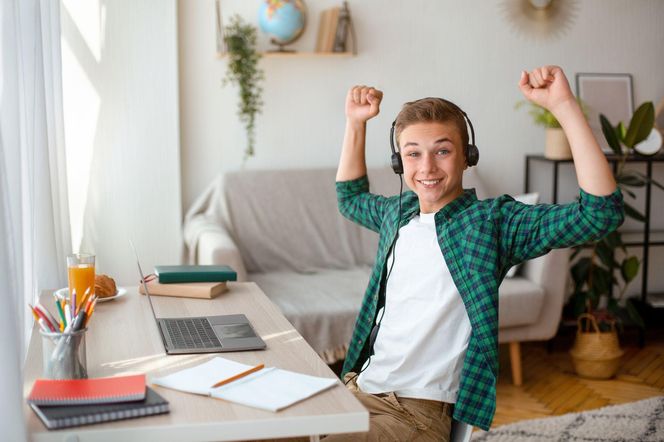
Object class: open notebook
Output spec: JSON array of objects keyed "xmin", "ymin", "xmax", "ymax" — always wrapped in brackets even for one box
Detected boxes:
[{"xmin": 151, "ymin": 357, "xmax": 338, "ymax": 412}]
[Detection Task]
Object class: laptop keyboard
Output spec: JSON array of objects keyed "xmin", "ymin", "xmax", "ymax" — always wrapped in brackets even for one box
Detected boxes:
[{"xmin": 164, "ymin": 317, "xmax": 222, "ymax": 349}]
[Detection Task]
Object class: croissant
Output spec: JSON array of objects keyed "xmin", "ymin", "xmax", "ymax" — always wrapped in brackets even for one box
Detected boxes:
[{"xmin": 94, "ymin": 274, "xmax": 117, "ymax": 298}]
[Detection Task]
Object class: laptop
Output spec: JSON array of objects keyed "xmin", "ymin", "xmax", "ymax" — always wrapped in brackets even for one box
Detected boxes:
[{"xmin": 131, "ymin": 242, "xmax": 266, "ymax": 355}]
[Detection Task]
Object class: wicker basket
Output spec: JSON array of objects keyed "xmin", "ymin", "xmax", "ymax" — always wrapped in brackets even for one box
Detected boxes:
[{"xmin": 569, "ymin": 313, "xmax": 624, "ymax": 379}]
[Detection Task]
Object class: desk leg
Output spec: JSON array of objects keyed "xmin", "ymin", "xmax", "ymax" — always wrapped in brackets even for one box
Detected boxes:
[{"xmin": 310, "ymin": 436, "xmax": 321, "ymax": 442}]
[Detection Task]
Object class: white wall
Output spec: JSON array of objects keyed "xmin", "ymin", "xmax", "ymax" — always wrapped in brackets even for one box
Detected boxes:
[
  {"xmin": 179, "ymin": 1, "xmax": 664, "ymax": 297},
  {"xmin": 61, "ymin": 0, "xmax": 181, "ymax": 285}
]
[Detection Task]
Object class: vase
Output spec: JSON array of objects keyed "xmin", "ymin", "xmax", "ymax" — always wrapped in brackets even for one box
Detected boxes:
[
  {"xmin": 545, "ymin": 127, "xmax": 572, "ymax": 159},
  {"xmin": 569, "ymin": 314, "xmax": 624, "ymax": 379}
]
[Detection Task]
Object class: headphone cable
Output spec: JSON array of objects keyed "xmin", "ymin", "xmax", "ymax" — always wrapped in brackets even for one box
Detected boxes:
[{"xmin": 345, "ymin": 174, "xmax": 403, "ymax": 386}]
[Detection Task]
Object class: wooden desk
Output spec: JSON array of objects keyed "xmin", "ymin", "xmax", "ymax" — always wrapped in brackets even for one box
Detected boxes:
[{"xmin": 24, "ymin": 283, "xmax": 368, "ymax": 441}]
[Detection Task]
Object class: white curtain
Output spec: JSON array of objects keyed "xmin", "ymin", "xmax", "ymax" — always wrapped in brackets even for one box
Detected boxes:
[{"xmin": 0, "ymin": 0, "xmax": 71, "ymax": 439}]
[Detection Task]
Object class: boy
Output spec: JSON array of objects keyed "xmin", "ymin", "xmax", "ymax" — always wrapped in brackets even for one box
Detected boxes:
[{"xmin": 326, "ymin": 66, "xmax": 624, "ymax": 441}]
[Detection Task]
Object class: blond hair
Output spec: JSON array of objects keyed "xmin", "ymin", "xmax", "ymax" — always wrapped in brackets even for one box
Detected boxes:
[{"xmin": 395, "ymin": 98, "xmax": 469, "ymax": 149}]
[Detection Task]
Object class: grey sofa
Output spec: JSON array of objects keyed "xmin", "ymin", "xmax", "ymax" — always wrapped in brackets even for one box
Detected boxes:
[{"xmin": 184, "ymin": 167, "xmax": 569, "ymax": 385}]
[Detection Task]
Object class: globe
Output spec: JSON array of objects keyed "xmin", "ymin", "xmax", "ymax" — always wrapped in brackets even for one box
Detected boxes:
[{"xmin": 258, "ymin": 0, "xmax": 306, "ymax": 50}]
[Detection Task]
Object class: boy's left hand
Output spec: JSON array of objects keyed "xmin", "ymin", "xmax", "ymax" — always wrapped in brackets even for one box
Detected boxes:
[{"xmin": 518, "ymin": 65, "xmax": 575, "ymax": 115}]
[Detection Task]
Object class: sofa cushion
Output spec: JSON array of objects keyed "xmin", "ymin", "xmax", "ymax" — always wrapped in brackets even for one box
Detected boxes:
[
  {"xmin": 498, "ymin": 277, "xmax": 545, "ymax": 327},
  {"xmin": 225, "ymin": 169, "xmax": 393, "ymax": 273},
  {"xmin": 249, "ymin": 267, "xmax": 372, "ymax": 361},
  {"xmin": 251, "ymin": 267, "xmax": 545, "ymax": 361}
]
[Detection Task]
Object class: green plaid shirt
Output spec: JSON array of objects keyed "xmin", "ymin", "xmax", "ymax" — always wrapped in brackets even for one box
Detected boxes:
[{"xmin": 336, "ymin": 175, "xmax": 624, "ymax": 431}]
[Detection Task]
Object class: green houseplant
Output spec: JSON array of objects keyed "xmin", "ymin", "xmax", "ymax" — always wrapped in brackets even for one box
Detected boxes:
[
  {"xmin": 515, "ymin": 100, "xmax": 562, "ymax": 128},
  {"xmin": 516, "ymin": 100, "xmax": 573, "ymax": 159},
  {"xmin": 223, "ymin": 15, "xmax": 264, "ymax": 161},
  {"xmin": 568, "ymin": 101, "xmax": 663, "ymax": 378}
]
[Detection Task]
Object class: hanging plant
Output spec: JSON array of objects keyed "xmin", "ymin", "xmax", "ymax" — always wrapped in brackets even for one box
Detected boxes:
[{"xmin": 223, "ymin": 15, "xmax": 264, "ymax": 160}]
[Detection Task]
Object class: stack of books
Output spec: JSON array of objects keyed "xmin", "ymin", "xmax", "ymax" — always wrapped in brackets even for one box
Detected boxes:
[
  {"xmin": 27, "ymin": 374, "xmax": 169, "ymax": 430},
  {"xmin": 139, "ymin": 265, "xmax": 237, "ymax": 299}
]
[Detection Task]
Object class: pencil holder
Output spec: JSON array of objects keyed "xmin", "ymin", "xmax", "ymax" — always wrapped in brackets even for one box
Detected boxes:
[{"xmin": 40, "ymin": 328, "xmax": 88, "ymax": 379}]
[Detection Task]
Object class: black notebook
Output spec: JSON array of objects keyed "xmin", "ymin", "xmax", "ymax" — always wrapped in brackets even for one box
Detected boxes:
[{"xmin": 29, "ymin": 386, "xmax": 169, "ymax": 430}]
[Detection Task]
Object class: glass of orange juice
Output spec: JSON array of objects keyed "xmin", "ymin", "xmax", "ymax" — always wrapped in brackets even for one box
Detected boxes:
[{"xmin": 67, "ymin": 253, "xmax": 95, "ymax": 311}]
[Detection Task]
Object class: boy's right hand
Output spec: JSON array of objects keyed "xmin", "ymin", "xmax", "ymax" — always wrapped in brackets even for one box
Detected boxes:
[{"xmin": 346, "ymin": 86, "xmax": 383, "ymax": 124}]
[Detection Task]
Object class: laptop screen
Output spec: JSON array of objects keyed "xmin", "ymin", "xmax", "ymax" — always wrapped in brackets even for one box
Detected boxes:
[{"xmin": 129, "ymin": 240, "xmax": 159, "ymax": 322}]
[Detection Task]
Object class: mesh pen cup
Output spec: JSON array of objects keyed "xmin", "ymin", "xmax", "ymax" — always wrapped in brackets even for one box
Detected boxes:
[{"xmin": 40, "ymin": 328, "xmax": 88, "ymax": 379}]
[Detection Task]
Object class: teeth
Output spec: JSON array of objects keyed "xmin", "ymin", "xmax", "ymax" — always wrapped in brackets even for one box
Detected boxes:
[{"xmin": 419, "ymin": 179, "xmax": 440, "ymax": 185}]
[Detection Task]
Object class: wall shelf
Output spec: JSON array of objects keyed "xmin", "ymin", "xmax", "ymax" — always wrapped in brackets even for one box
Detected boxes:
[{"xmin": 216, "ymin": 51, "xmax": 354, "ymax": 59}]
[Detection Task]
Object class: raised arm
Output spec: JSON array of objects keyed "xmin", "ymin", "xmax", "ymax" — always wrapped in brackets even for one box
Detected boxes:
[
  {"xmin": 336, "ymin": 86, "xmax": 383, "ymax": 182},
  {"xmin": 496, "ymin": 66, "xmax": 624, "ymax": 265},
  {"xmin": 518, "ymin": 66, "xmax": 617, "ymax": 196}
]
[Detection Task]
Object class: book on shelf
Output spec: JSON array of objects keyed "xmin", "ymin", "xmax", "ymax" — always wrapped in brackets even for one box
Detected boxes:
[
  {"xmin": 29, "ymin": 386, "xmax": 169, "ymax": 430},
  {"xmin": 316, "ymin": 6, "xmax": 340, "ymax": 53},
  {"xmin": 27, "ymin": 374, "xmax": 146, "ymax": 406},
  {"xmin": 139, "ymin": 280, "xmax": 228, "ymax": 299},
  {"xmin": 314, "ymin": 8, "xmax": 328, "ymax": 52},
  {"xmin": 151, "ymin": 356, "xmax": 338, "ymax": 412}
]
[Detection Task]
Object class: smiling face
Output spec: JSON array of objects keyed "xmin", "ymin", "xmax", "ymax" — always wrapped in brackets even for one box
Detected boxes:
[{"xmin": 399, "ymin": 121, "xmax": 467, "ymax": 213}]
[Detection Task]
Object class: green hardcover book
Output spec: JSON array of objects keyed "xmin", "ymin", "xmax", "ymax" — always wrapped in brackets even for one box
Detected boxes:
[{"xmin": 154, "ymin": 265, "xmax": 237, "ymax": 284}]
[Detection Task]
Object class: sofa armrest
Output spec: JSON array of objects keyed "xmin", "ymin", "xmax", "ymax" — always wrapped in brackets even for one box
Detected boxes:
[
  {"xmin": 517, "ymin": 248, "xmax": 570, "ymax": 340},
  {"xmin": 197, "ymin": 229, "xmax": 248, "ymax": 282}
]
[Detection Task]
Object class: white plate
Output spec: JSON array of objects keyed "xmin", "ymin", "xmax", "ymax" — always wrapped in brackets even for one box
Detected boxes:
[{"xmin": 54, "ymin": 287, "xmax": 127, "ymax": 303}]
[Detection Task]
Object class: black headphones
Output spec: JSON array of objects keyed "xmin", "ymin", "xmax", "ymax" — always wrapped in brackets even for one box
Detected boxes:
[{"xmin": 389, "ymin": 98, "xmax": 479, "ymax": 174}]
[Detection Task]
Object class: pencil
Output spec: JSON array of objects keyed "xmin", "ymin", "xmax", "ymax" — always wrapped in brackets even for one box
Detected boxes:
[
  {"xmin": 56, "ymin": 299, "xmax": 67, "ymax": 328},
  {"xmin": 210, "ymin": 363, "xmax": 265, "ymax": 388}
]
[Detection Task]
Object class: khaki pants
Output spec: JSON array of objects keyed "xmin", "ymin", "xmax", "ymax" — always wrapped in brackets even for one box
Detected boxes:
[{"xmin": 323, "ymin": 373, "xmax": 452, "ymax": 442}]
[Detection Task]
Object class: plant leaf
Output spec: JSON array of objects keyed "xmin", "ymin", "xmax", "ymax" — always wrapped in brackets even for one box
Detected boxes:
[
  {"xmin": 591, "ymin": 266, "xmax": 611, "ymax": 295},
  {"xmin": 600, "ymin": 114, "xmax": 623, "ymax": 155},
  {"xmin": 624, "ymin": 102, "xmax": 655, "ymax": 148},
  {"xmin": 572, "ymin": 291, "xmax": 588, "ymax": 317},
  {"xmin": 624, "ymin": 202, "xmax": 646, "ymax": 222},
  {"xmin": 621, "ymin": 256, "xmax": 640, "ymax": 283},
  {"xmin": 625, "ymin": 170, "xmax": 664, "ymax": 192},
  {"xmin": 607, "ymin": 298, "xmax": 620, "ymax": 317},
  {"xmin": 571, "ymin": 257, "xmax": 592, "ymax": 287},
  {"xmin": 596, "ymin": 242, "xmax": 614, "ymax": 269},
  {"xmin": 617, "ymin": 122, "xmax": 627, "ymax": 140},
  {"xmin": 619, "ymin": 186, "xmax": 636, "ymax": 199},
  {"xmin": 587, "ymin": 286, "xmax": 600, "ymax": 310},
  {"xmin": 604, "ymin": 231, "xmax": 624, "ymax": 250},
  {"xmin": 625, "ymin": 298, "xmax": 645, "ymax": 329},
  {"xmin": 617, "ymin": 171, "xmax": 646, "ymax": 187}
]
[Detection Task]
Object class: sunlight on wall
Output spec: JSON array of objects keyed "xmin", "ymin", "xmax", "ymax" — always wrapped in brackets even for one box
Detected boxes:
[
  {"xmin": 60, "ymin": 39, "xmax": 99, "ymax": 252},
  {"xmin": 61, "ymin": 0, "xmax": 105, "ymax": 62}
]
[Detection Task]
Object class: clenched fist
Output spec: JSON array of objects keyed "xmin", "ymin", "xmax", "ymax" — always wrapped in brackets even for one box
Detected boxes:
[
  {"xmin": 518, "ymin": 65, "xmax": 576, "ymax": 116},
  {"xmin": 346, "ymin": 85, "xmax": 383, "ymax": 124}
]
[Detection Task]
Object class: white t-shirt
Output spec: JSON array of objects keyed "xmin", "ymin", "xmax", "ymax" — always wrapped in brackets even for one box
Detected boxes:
[{"xmin": 357, "ymin": 212, "xmax": 472, "ymax": 403}]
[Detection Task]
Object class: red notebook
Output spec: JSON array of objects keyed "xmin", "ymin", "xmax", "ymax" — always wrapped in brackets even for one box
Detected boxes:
[{"xmin": 28, "ymin": 374, "xmax": 146, "ymax": 405}]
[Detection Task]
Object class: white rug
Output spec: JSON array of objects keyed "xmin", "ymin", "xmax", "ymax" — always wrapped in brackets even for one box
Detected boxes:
[{"xmin": 471, "ymin": 396, "xmax": 664, "ymax": 442}]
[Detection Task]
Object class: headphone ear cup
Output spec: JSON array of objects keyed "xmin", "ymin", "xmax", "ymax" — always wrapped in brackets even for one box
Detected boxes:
[
  {"xmin": 465, "ymin": 144, "xmax": 479, "ymax": 167},
  {"xmin": 391, "ymin": 153, "xmax": 404, "ymax": 174}
]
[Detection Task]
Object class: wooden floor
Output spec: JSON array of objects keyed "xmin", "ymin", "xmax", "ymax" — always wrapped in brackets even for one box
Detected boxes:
[{"xmin": 492, "ymin": 338, "xmax": 664, "ymax": 428}]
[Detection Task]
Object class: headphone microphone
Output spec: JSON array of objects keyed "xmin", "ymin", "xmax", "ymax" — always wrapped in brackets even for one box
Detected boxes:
[{"xmin": 389, "ymin": 98, "xmax": 480, "ymax": 175}]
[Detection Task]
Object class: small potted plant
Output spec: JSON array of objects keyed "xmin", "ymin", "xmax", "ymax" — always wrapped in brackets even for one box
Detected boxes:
[
  {"xmin": 516, "ymin": 100, "xmax": 572, "ymax": 159},
  {"xmin": 568, "ymin": 101, "xmax": 662, "ymax": 379},
  {"xmin": 223, "ymin": 15, "xmax": 265, "ymax": 161}
]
